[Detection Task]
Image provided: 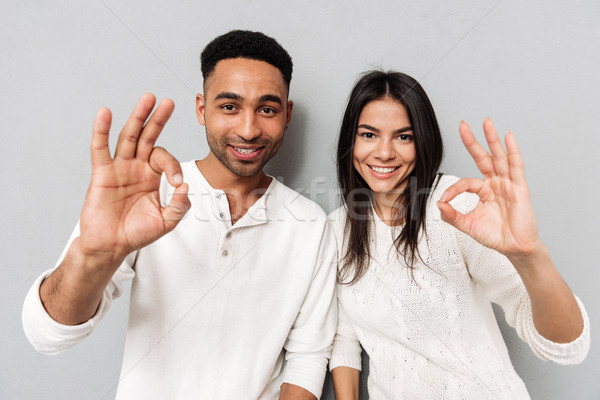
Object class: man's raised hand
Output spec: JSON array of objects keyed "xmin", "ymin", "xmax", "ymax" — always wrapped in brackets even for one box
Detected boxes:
[{"xmin": 78, "ymin": 93, "xmax": 190, "ymax": 266}]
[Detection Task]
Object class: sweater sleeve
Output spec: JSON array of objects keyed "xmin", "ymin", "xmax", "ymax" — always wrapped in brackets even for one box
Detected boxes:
[
  {"xmin": 457, "ymin": 220, "xmax": 590, "ymax": 365},
  {"xmin": 329, "ymin": 300, "xmax": 363, "ymax": 371},
  {"xmin": 281, "ymin": 220, "xmax": 338, "ymax": 399},
  {"xmin": 22, "ymin": 223, "xmax": 136, "ymax": 355}
]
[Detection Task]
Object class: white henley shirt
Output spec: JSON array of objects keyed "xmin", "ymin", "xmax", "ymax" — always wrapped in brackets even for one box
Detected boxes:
[{"xmin": 23, "ymin": 160, "xmax": 338, "ymax": 399}]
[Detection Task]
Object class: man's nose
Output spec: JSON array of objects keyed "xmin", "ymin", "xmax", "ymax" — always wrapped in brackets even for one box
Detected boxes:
[{"xmin": 236, "ymin": 111, "xmax": 261, "ymax": 141}]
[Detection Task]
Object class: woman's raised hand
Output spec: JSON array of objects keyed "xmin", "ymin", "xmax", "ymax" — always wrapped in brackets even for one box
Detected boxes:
[{"xmin": 437, "ymin": 118, "xmax": 542, "ymax": 258}]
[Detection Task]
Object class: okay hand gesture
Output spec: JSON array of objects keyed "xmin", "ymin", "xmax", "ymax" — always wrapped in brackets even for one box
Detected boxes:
[
  {"xmin": 78, "ymin": 93, "xmax": 191, "ymax": 265},
  {"xmin": 437, "ymin": 118, "xmax": 542, "ymax": 258}
]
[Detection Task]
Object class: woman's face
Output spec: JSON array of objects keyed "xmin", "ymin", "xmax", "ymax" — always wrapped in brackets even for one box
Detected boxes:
[{"xmin": 352, "ymin": 97, "xmax": 417, "ymax": 199}]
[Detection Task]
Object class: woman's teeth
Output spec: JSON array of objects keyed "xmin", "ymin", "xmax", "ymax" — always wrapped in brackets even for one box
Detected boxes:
[{"xmin": 370, "ymin": 166, "xmax": 397, "ymax": 173}]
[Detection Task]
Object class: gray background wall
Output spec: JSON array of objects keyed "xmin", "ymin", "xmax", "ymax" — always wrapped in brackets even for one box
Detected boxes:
[{"xmin": 1, "ymin": 1, "xmax": 598, "ymax": 399}]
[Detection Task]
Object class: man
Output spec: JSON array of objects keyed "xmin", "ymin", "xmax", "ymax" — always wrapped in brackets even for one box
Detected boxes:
[{"xmin": 23, "ymin": 30, "xmax": 337, "ymax": 400}]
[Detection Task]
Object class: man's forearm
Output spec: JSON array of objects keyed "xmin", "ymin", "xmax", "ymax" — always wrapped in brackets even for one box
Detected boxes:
[{"xmin": 40, "ymin": 237, "xmax": 122, "ymax": 325}]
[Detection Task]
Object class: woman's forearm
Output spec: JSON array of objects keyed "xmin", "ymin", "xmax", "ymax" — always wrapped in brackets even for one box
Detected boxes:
[
  {"xmin": 331, "ymin": 366, "xmax": 360, "ymax": 400},
  {"xmin": 509, "ymin": 244, "xmax": 584, "ymax": 343}
]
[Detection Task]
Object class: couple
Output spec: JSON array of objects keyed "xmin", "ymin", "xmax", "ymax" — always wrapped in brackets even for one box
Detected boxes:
[{"xmin": 23, "ymin": 30, "xmax": 589, "ymax": 399}]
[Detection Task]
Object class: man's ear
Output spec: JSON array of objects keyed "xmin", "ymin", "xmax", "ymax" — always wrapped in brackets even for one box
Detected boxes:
[
  {"xmin": 285, "ymin": 100, "xmax": 293, "ymax": 126},
  {"xmin": 196, "ymin": 94, "xmax": 206, "ymax": 126}
]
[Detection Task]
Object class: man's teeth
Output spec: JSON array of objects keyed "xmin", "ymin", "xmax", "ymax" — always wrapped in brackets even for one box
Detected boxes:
[
  {"xmin": 234, "ymin": 147, "xmax": 255, "ymax": 154},
  {"xmin": 371, "ymin": 166, "xmax": 397, "ymax": 173}
]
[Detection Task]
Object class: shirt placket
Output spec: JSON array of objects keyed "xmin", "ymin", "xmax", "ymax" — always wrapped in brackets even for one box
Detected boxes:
[{"xmin": 212, "ymin": 191, "xmax": 236, "ymax": 267}]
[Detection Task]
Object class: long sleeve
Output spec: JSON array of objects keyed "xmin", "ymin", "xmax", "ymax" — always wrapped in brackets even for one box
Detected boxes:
[
  {"xmin": 22, "ymin": 223, "xmax": 136, "ymax": 355},
  {"xmin": 451, "ymin": 191, "xmax": 591, "ymax": 365},
  {"xmin": 329, "ymin": 300, "xmax": 363, "ymax": 371},
  {"xmin": 464, "ymin": 237, "xmax": 590, "ymax": 364},
  {"xmin": 282, "ymin": 221, "xmax": 338, "ymax": 399}
]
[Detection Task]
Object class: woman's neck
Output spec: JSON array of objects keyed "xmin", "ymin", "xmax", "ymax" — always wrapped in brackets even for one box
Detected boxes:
[{"xmin": 373, "ymin": 191, "xmax": 403, "ymax": 226}]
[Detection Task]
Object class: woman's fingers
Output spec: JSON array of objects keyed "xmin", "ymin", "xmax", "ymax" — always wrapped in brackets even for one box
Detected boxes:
[
  {"xmin": 114, "ymin": 93, "xmax": 157, "ymax": 160},
  {"xmin": 437, "ymin": 201, "xmax": 470, "ymax": 234},
  {"xmin": 438, "ymin": 178, "xmax": 485, "ymax": 235},
  {"xmin": 90, "ymin": 107, "xmax": 113, "ymax": 168},
  {"xmin": 439, "ymin": 177, "xmax": 485, "ymax": 203},
  {"xmin": 136, "ymin": 98, "xmax": 175, "ymax": 161},
  {"xmin": 459, "ymin": 121, "xmax": 495, "ymax": 178},
  {"xmin": 505, "ymin": 130, "xmax": 527, "ymax": 186},
  {"xmin": 483, "ymin": 118, "xmax": 509, "ymax": 178}
]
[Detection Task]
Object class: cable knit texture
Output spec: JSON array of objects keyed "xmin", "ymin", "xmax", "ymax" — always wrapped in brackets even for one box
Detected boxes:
[{"xmin": 329, "ymin": 174, "xmax": 590, "ymax": 400}]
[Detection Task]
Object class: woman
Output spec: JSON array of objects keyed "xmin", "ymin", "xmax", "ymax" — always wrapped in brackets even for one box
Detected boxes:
[{"xmin": 328, "ymin": 70, "xmax": 590, "ymax": 399}]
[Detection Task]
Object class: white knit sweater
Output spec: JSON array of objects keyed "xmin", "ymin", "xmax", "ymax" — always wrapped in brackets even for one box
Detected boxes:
[{"xmin": 328, "ymin": 174, "xmax": 590, "ymax": 400}]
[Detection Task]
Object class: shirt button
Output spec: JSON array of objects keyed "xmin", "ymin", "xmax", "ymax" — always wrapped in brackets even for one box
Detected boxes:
[
  {"xmin": 215, "ymin": 194, "xmax": 221, "ymax": 200},
  {"xmin": 225, "ymin": 232, "xmax": 232, "ymax": 239},
  {"xmin": 222, "ymin": 250, "xmax": 229, "ymax": 257},
  {"xmin": 219, "ymin": 212, "xmax": 225, "ymax": 219}
]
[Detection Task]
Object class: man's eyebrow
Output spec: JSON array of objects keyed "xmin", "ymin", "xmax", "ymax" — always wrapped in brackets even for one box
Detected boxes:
[
  {"xmin": 213, "ymin": 92, "xmax": 283, "ymax": 106},
  {"xmin": 357, "ymin": 124, "xmax": 413, "ymax": 133},
  {"xmin": 258, "ymin": 94, "xmax": 283, "ymax": 105},
  {"xmin": 214, "ymin": 92, "xmax": 243, "ymax": 101}
]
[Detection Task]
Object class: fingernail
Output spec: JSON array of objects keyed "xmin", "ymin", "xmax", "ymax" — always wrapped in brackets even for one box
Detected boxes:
[
  {"xmin": 173, "ymin": 173, "xmax": 183, "ymax": 186},
  {"xmin": 440, "ymin": 193, "xmax": 449, "ymax": 202}
]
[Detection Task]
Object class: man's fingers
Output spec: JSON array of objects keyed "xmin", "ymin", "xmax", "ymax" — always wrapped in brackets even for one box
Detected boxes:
[
  {"xmin": 148, "ymin": 146, "xmax": 183, "ymax": 187},
  {"xmin": 459, "ymin": 121, "xmax": 495, "ymax": 178},
  {"xmin": 114, "ymin": 93, "xmax": 157, "ymax": 160},
  {"xmin": 91, "ymin": 107, "xmax": 113, "ymax": 168},
  {"xmin": 483, "ymin": 118, "xmax": 509, "ymax": 177},
  {"xmin": 162, "ymin": 183, "xmax": 191, "ymax": 232},
  {"xmin": 136, "ymin": 98, "xmax": 175, "ymax": 161}
]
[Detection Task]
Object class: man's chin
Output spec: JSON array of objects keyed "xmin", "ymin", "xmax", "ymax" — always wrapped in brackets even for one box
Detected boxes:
[{"xmin": 225, "ymin": 160, "xmax": 265, "ymax": 178}]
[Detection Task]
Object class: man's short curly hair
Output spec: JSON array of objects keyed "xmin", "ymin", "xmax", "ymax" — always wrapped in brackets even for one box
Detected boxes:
[{"xmin": 201, "ymin": 30, "xmax": 293, "ymax": 91}]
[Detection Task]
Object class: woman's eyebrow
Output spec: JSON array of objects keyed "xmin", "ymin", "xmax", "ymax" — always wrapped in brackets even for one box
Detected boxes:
[
  {"xmin": 357, "ymin": 124, "xmax": 412, "ymax": 133},
  {"xmin": 357, "ymin": 123, "xmax": 379, "ymax": 132},
  {"xmin": 394, "ymin": 126, "xmax": 413, "ymax": 134}
]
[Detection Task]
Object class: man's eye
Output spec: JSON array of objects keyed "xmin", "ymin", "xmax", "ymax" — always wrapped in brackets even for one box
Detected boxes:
[
  {"xmin": 222, "ymin": 105, "xmax": 236, "ymax": 111},
  {"xmin": 261, "ymin": 108, "xmax": 275, "ymax": 114}
]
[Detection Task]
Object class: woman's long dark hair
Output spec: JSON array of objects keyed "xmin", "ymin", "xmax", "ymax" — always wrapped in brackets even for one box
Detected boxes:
[{"xmin": 337, "ymin": 70, "xmax": 444, "ymax": 284}]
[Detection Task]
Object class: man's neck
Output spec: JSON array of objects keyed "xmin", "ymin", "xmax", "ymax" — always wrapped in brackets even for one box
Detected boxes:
[{"xmin": 195, "ymin": 154, "xmax": 272, "ymax": 224}]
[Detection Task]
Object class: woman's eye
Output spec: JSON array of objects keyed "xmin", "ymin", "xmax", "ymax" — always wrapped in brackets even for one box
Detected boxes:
[
  {"xmin": 359, "ymin": 132, "xmax": 375, "ymax": 139},
  {"xmin": 398, "ymin": 134, "xmax": 414, "ymax": 142}
]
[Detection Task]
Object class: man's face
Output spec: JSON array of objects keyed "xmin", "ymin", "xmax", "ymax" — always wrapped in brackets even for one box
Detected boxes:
[{"xmin": 196, "ymin": 58, "xmax": 293, "ymax": 177}]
